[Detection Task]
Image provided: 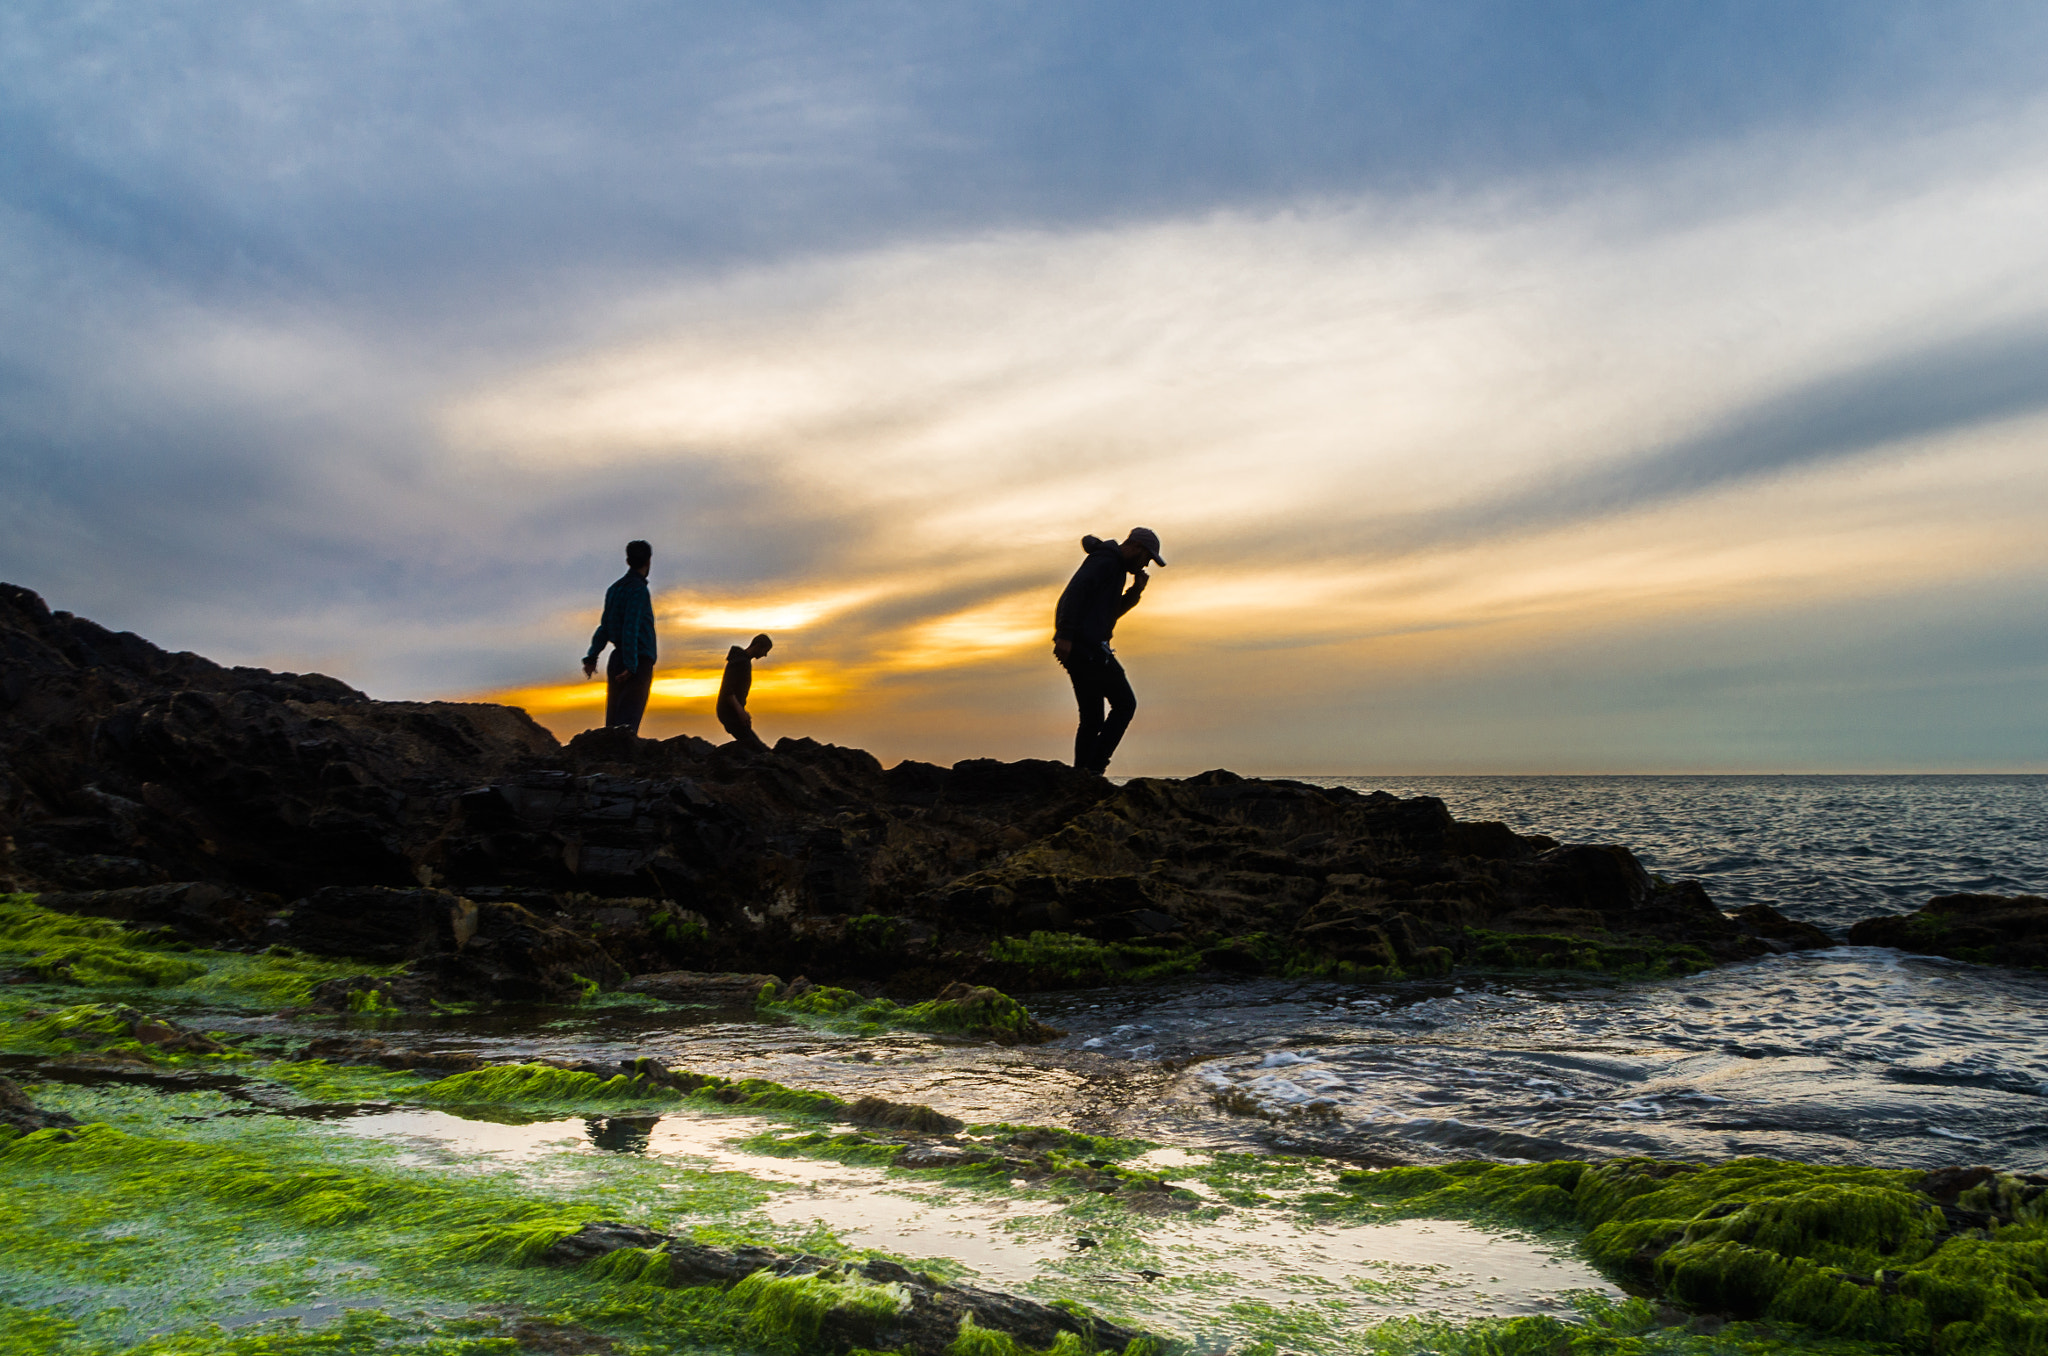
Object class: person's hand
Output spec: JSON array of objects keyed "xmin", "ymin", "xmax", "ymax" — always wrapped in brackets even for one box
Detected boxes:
[
  {"xmin": 1130, "ymin": 568, "xmax": 1149, "ymax": 592},
  {"xmin": 1053, "ymin": 637, "xmax": 1072, "ymax": 659},
  {"xmin": 582, "ymin": 657, "xmax": 597, "ymax": 679}
]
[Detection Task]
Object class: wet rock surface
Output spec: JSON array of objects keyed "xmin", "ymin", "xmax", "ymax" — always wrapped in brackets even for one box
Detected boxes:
[
  {"xmin": 540, "ymin": 1220, "xmax": 1158, "ymax": 1355},
  {"xmin": 1848, "ymin": 892, "xmax": 2048, "ymax": 968},
  {"xmin": 619, "ymin": 970, "xmax": 779, "ymax": 1005}
]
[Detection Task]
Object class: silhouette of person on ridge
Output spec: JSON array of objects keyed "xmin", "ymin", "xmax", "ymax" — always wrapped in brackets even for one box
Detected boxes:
[
  {"xmin": 1053, "ymin": 527, "xmax": 1164, "ymax": 775},
  {"xmin": 717, "ymin": 633, "xmax": 774, "ymax": 754},
  {"xmin": 581, "ymin": 539, "xmax": 657, "ymax": 736}
]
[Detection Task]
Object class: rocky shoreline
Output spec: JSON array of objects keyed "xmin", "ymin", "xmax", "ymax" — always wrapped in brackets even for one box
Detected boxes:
[{"xmin": 5, "ymin": 581, "xmax": 2041, "ymax": 1014}]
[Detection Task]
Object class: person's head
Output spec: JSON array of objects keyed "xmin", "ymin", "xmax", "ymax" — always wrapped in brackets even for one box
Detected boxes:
[
  {"xmin": 747, "ymin": 633, "xmax": 774, "ymax": 658},
  {"xmin": 1120, "ymin": 527, "xmax": 1166, "ymax": 571},
  {"xmin": 625, "ymin": 539, "xmax": 652, "ymax": 575}
]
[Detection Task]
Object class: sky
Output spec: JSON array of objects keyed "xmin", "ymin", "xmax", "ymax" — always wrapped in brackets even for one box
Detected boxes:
[{"xmin": 3, "ymin": 1, "xmax": 2047, "ymax": 774}]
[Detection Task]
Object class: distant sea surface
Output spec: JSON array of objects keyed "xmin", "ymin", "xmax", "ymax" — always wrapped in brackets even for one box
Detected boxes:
[{"xmin": 1295, "ymin": 775, "xmax": 2048, "ymax": 934}]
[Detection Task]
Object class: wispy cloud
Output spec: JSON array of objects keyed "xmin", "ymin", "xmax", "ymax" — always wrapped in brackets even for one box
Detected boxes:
[{"xmin": 438, "ymin": 104, "xmax": 2048, "ymax": 766}]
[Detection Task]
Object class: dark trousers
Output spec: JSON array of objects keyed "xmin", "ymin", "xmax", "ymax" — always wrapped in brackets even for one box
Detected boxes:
[
  {"xmin": 605, "ymin": 654, "xmax": 653, "ymax": 735},
  {"xmin": 1060, "ymin": 643, "xmax": 1136, "ymax": 773},
  {"xmin": 717, "ymin": 695, "xmax": 770, "ymax": 753}
]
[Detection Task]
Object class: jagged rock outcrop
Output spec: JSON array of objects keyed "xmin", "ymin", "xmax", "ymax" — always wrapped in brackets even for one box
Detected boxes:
[
  {"xmin": 1849, "ymin": 893, "xmax": 2048, "ymax": 969},
  {"xmin": 2, "ymin": 582, "xmax": 1819, "ymax": 996}
]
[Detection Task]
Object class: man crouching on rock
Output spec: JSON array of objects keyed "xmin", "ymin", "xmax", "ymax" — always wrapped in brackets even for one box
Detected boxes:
[
  {"xmin": 1053, "ymin": 527, "xmax": 1164, "ymax": 775},
  {"xmin": 582, "ymin": 539, "xmax": 658, "ymax": 735}
]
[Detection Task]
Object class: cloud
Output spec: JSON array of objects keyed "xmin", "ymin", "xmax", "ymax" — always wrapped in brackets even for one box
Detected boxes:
[
  {"xmin": 6, "ymin": 3, "xmax": 2048, "ymax": 768},
  {"xmin": 434, "ymin": 100, "xmax": 2048, "ymax": 766}
]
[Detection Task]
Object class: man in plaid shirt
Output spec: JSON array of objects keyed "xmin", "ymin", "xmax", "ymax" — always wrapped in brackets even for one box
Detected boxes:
[{"xmin": 582, "ymin": 539, "xmax": 658, "ymax": 735}]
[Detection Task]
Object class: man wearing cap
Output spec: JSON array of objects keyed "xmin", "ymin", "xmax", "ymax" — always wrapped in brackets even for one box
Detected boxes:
[{"xmin": 1052, "ymin": 527, "xmax": 1165, "ymax": 775}]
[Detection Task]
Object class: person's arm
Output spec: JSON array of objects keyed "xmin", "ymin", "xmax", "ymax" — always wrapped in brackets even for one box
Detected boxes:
[
  {"xmin": 1116, "ymin": 568, "xmax": 1149, "ymax": 618},
  {"xmin": 583, "ymin": 594, "xmax": 614, "ymax": 677}
]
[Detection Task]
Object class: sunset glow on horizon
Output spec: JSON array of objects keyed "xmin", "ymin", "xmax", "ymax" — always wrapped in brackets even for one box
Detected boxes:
[{"xmin": 6, "ymin": 5, "xmax": 2046, "ymax": 772}]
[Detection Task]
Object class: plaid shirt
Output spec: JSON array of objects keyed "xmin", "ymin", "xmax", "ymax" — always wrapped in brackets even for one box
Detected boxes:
[{"xmin": 585, "ymin": 572, "xmax": 658, "ymax": 671}]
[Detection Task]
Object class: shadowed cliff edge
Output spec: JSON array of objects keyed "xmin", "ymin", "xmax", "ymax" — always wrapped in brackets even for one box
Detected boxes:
[
  {"xmin": 0, "ymin": 581, "xmax": 1836, "ymax": 1013},
  {"xmin": 12, "ymin": 579, "xmax": 2022, "ymax": 1022}
]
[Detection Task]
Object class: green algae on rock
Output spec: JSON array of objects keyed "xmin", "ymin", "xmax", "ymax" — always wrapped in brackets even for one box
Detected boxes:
[
  {"xmin": 414, "ymin": 1061, "xmax": 689, "ymax": 1111},
  {"xmin": 759, "ymin": 978, "xmax": 1063, "ymax": 1045},
  {"xmin": 1332, "ymin": 1156, "xmax": 2048, "ymax": 1353},
  {"xmin": 0, "ymin": 1097, "xmax": 1161, "ymax": 1356},
  {"xmin": 0, "ymin": 894, "xmax": 405, "ymax": 1007},
  {"xmin": 1849, "ymin": 892, "xmax": 2048, "ymax": 970}
]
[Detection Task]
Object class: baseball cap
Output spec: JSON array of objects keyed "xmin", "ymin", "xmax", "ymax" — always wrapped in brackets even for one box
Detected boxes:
[{"xmin": 1126, "ymin": 527, "xmax": 1166, "ymax": 566}]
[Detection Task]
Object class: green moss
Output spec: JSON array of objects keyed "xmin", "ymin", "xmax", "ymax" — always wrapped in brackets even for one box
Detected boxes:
[
  {"xmin": 720, "ymin": 1267, "xmax": 907, "ymax": 1348},
  {"xmin": 760, "ymin": 981, "xmax": 1058, "ymax": 1044},
  {"xmin": 962, "ymin": 1123, "xmax": 1151, "ymax": 1161},
  {"xmin": 682, "ymin": 1072, "xmax": 848, "ymax": 1118},
  {"xmin": 414, "ymin": 1062, "xmax": 686, "ymax": 1111},
  {"xmin": 0, "ymin": 896, "xmax": 404, "ymax": 1007},
  {"xmin": 253, "ymin": 1058, "xmax": 434, "ymax": 1104},
  {"xmin": 1462, "ymin": 928, "xmax": 1716, "ymax": 978},
  {"xmin": 346, "ymin": 985, "xmax": 402, "ymax": 1015},
  {"xmin": 0, "ymin": 898, "xmax": 205, "ymax": 987},
  {"xmin": 987, "ymin": 931, "xmax": 1201, "ymax": 985},
  {"xmin": 1334, "ymin": 1155, "xmax": 2048, "ymax": 1353},
  {"xmin": 945, "ymin": 1321, "xmax": 1149, "ymax": 1356},
  {"xmin": 12, "ymin": 1001, "xmax": 142, "ymax": 1052}
]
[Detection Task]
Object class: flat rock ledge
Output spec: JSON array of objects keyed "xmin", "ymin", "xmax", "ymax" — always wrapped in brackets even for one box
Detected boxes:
[
  {"xmin": 542, "ymin": 1221, "xmax": 1157, "ymax": 1355},
  {"xmin": 618, "ymin": 970, "xmax": 779, "ymax": 1004},
  {"xmin": 1849, "ymin": 893, "xmax": 2048, "ymax": 969}
]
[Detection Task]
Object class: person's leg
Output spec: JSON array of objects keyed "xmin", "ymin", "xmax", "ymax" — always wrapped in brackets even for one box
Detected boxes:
[
  {"xmin": 605, "ymin": 653, "xmax": 630, "ymax": 728},
  {"xmin": 1062, "ymin": 648, "xmax": 1108, "ymax": 771},
  {"xmin": 608, "ymin": 656, "xmax": 653, "ymax": 735},
  {"xmin": 717, "ymin": 696, "xmax": 771, "ymax": 753},
  {"xmin": 1093, "ymin": 653, "xmax": 1138, "ymax": 771}
]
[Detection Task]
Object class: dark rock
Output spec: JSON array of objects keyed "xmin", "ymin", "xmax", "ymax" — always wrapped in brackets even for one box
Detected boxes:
[
  {"xmin": 1732, "ymin": 902, "xmax": 1837, "ymax": 953},
  {"xmin": 298, "ymin": 1035, "xmax": 485, "ymax": 1074},
  {"xmin": 1849, "ymin": 893, "xmax": 2048, "ymax": 970},
  {"xmin": 0, "ymin": 1075, "xmax": 81, "ymax": 1136},
  {"xmin": 619, "ymin": 971, "xmax": 780, "ymax": 1005},
  {"xmin": 542, "ymin": 1220, "xmax": 671, "ymax": 1265},
  {"xmin": 540, "ymin": 1223, "xmax": 1156, "ymax": 1356},
  {"xmin": 503, "ymin": 1318, "xmax": 615, "ymax": 1355},
  {"xmin": 33, "ymin": 881, "xmax": 275, "ymax": 946},
  {"xmin": 1, "ymin": 583, "xmax": 1789, "ymax": 995},
  {"xmin": 283, "ymin": 886, "xmax": 478, "ymax": 962}
]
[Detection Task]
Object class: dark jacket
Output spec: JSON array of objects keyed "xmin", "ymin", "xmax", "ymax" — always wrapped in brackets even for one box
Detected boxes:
[
  {"xmin": 585, "ymin": 572, "xmax": 658, "ymax": 672},
  {"xmin": 1055, "ymin": 538, "xmax": 1145, "ymax": 646},
  {"xmin": 718, "ymin": 645, "xmax": 753, "ymax": 707}
]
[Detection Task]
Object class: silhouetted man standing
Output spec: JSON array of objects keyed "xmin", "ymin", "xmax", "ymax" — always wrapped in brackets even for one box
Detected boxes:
[
  {"xmin": 1053, "ymin": 527, "xmax": 1164, "ymax": 774},
  {"xmin": 582, "ymin": 539, "xmax": 658, "ymax": 735}
]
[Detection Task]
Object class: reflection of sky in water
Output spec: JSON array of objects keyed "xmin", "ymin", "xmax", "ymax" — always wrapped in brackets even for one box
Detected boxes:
[{"xmin": 319, "ymin": 1103, "xmax": 1614, "ymax": 1345}]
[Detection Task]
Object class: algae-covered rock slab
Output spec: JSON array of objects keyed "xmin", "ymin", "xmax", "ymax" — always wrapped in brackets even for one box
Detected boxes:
[
  {"xmin": 541, "ymin": 1220, "xmax": 1162, "ymax": 1356},
  {"xmin": 1849, "ymin": 892, "xmax": 2048, "ymax": 969},
  {"xmin": 1336, "ymin": 1155, "xmax": 2048, "ymax": 1353}
]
